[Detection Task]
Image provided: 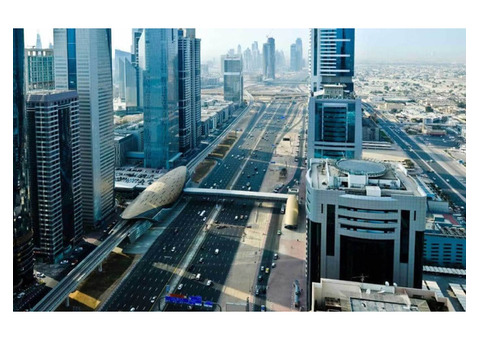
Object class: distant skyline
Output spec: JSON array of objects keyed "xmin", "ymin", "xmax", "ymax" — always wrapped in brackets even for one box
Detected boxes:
[{"xmin": 25, "ymin": 28, "xmax": 466, "ymax": 64}]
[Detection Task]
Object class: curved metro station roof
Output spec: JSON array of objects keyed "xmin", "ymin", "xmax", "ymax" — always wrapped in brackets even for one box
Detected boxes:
[{"xmin": 121, "ymin": 166, "xmax": 187, "ymax": 220}]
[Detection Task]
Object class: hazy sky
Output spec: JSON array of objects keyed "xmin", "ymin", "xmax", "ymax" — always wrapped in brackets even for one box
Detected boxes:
[{"xmin": 24, "ymin": 28, "xmax": 466, "ymax": 64}]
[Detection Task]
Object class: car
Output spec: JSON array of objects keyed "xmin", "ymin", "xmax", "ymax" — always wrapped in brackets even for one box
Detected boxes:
[
  {"xmin": 178, "ymin": 284, "xmax": 184, "ymax": 291},
  {"xmin": 277, "ymin": 230, "xmax": 282, "ymax": 235},
  {"xmin": 150, "ymin": 296, "xmax": 156, "ymax": 303},
  {"xmin": 74, "ymin": 246, "xmax": 83, "ymax": 252},
  {"xmin": 171, "ymin": 247, "xmax": 176, "ymax": 252},
  {"xmin": 199, "ymin": 257, "xmax": 204, "ymax": 263},
  {"xmin": 273, "ymin": 253, "xmax": 278, "ymax": 260},
  {"xmin": 258, "ymin": 275, "xmax": 263, "ymax": 282},
  {"xmin": 255, "ymin": 288, "xmax": 260, "ymax": 296},
  {"xmin": 17, "ymin": 292, "xmax": 25, "ymax": 299},
  {"xmin": 272, "ymin": 262, "xmax": 276, "ymax": 268},
  {"xmin": 265, "ymin": 267, "xmax": 270, "ymax": 274},
  {"xmin": 60, "ymin": 259, "xmax": 69, "ymax": 265},
  {"xmin": 235, "ymin": 216, "xmax": 239, "ymax": 220},
  {"xmin": 130, "ymin": 307, "xmax": 136, "ymax": 311},
  {"xmin": 37, "ymin": 272, "xmax": 46, "ymax": 278},
  {"xmin": 261, "ymin": 305, "xmax": 266, "ymax": 312},
  {"xmin": 203, "ymin": 217, "xmax": 207, "ymax": 222},
  {"xmin": 206, "ymin": 280, "xmax": 213, "ymax": 287},
  {"xmin": 260, "ymin": 266, "xmax": 265, "ymax": 272},
  {"xmin": 196, "ymin": 273, "xmax": 202, "ymax": 281},
  {"xmin": 215, "ymin": 248, "xmax": 220, "ymax": 255},
  {"xmin": 71, "ymin": 259, "xmax": 79, "ymax": 266}
]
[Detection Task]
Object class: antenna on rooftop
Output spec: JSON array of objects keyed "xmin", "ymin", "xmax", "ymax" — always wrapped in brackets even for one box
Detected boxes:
[{"xmin": 352, "ymin": 273, "xmax": 368, "ymax": 283}]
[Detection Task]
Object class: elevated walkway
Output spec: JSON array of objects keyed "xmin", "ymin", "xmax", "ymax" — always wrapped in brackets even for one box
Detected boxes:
[{"xmin": 183, "ymin": 187, "xmax": 290, "ymax": 202}]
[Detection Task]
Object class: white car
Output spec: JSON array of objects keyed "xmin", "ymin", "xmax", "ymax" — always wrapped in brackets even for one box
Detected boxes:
[
  {"xmin": 178, "ymin": 284, "xmax": 184, "ymax": 291},
  {"xmin": 206, "ymin": 280, "xmax": 213, "ymax": 287}
]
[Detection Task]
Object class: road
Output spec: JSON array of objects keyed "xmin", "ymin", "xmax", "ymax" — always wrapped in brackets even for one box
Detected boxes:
[
  {"xmin": 364, "ymin": 104, "xmax": 466, "ymax": 211},
  {"xmin": 102, "ymin": 85, "xmax": 306, "ymax": 311}
]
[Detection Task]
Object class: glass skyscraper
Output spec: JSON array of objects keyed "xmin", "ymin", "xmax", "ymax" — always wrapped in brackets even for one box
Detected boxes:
[
  {"xmin": 223, "ymin": 56, "xmax": 243, "ymax": 104},
  {"xmin": 54, "ymin": 28, "xmax": 115, "ymax": 229},
  {"xmin": 178, "ymin": 29, "xmax": 201, "ymax": 155},
  {"xmin": 310, "ymin": 29, "xmax": 355, "ymax": 92},
  {"xmin": 263, "ymin": 37, "xmax": 275, "ymax": 79},
  {"xmin": 13, "ymin": 28, "xmax": 34, "ymax": 289},
  {"xmin": 139, "ymin": 29, "xmax": 180, "ymax": 169},
  {"xmin": 26, "ymin": 91, "xmax": 83, "ymax": 262}
]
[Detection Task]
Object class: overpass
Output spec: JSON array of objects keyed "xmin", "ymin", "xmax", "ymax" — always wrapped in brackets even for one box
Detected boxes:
[{"xmin": 183, "ymin": 187, "xmax": 291, "ymax": 202}]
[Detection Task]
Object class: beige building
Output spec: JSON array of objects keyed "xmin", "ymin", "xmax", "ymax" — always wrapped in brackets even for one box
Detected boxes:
[{"xmin": 311, "ymin": 278, "xmax": 454, "ymax": 312}]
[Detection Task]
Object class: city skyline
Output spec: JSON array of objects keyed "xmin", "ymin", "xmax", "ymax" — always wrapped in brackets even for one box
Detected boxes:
[{"xmin": 25, "ymin": 28, "xmax": 466, "ymax": 64}]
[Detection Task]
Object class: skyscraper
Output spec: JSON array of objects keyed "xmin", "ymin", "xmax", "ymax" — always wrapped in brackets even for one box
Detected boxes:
[
  {"xmin": 243, "ymin": 47, "xmax": 253, "ymax": 72},
  {"xmin": 124, "ymin": 58, "xmax": 138, "ymax": 109},
  {"xmin": 263, "ymin": 37, "xmax": 275, "ymax": 79},
  {"xmin": 290, "ymin": 43, "xmax": 297, "ymax": 71},
  {"xmin": 139, "ymin": 29, "xmax": 180, "ymax": 169},
  {"xmin": 13, "ymin": 28, "xmax": 34, "ymax": 288},
  {"xmin": 114, "ymin": 49, "xmax": 132, "ymax": 100},
  {"xmin": 307, "ymin": 84, "xmax": 362, "ymax": 159},
  {"xmin": 178, "ymin": 29, "xmax": 201, "ymax": 154},
  {"xmin": 25, "ymin": 47, "xmax": 54, "ymax": 91},
  {"xmin": 307, "ymin": 28, "xmax": 361, "ymax": 159},
  {"xmin": 26, "ymin": 90, "xmax": 83, "ymax": 262},
  {"xmin": 224, "ymin": 56, "xmax": 243, "ymax": 104},
  {"xmin": 310, "ymin": 29, "xmax": 355, "ymax": 92},
  {"xmin": 54, "ymin": 28, "xmax": 115, "ymax": 229},
  {"xmin": 35, "ymin": 32, "xmax": 42, "ymax": 49},
  {"xmin": 295, "ymin": 38, "xmax": 303, "ymax": 70},
  {"xmin": 251, "ymin": 41, "xmax": 260, "ymax": 71}
]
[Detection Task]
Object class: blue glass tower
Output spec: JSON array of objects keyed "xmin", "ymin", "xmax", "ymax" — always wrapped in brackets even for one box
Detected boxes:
[
  {"xmin": 310, "ymin": 29, "xmax": 355, "ymax": 92},
  {"xmin": 139, "ymin": 29, "xmax": 180, "ymax": 169}
]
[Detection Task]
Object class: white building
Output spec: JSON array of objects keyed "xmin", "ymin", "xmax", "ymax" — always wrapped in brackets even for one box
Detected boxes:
[
  {"xmin": 54, "ymin": 29, "xmax": 115, "ymax": 229},
  {"xmin": 311, "ymin": 278, "xmax": 454, "ymax": 312},
  {"xmin": 306, "ymin": 158, "xmax": 426, "ymax": 307}
]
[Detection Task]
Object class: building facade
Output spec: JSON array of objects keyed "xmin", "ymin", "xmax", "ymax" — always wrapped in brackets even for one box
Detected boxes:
[
  {"xmin": 263, "ymin": 37, "xmax": 275, "ymax": 80},
  {"xmin": 223, "ymin": 56, "xmax": 243, "ymax": 104},
  {"xmin": 139, "ymin": 29, "xmax": 180, "ymax": 169},
  {"xmin": 178, "ymin": 29, "xmax": 201, "ymax": 155},
  {"xmin": 307, "ymin": 85, "xmax": 362, "ymax": 159},
  {"xmin": 25, "ymin": 48, "xmax": 54, "ymax": 91},
  {"xmin": 306, "ymin": 159, "xmax": 426, "ymax": 309},
  {"xmin": 54, "ymin": 28, "xmax": 115, "ymax": 229},
  {"xmin": 13, "ymin": 28, "xmax": 34, "ymax": 288},
  {"xmin": 310, "ymin": 29, "xmax": 355, "ymax": 92},
  {"xmin": 26, "ymin": 90, "xmax": 83, "ymax": 262},
  {"xmin": 424, "ymin": 225, "xmax": 466, "ymax": 268}
]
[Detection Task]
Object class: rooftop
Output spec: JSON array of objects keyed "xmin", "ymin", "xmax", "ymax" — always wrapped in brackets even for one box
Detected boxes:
[
  {"xmin": 312, "ymin": 278, "xmax": 454, "ymax": 312},
  {"xmin": 115, "ymin": 166, "xmax": 167, "ymax": 191},
  {"xmin": 308, "ymin": 158, "xmax": 423, "ymax": 197}
]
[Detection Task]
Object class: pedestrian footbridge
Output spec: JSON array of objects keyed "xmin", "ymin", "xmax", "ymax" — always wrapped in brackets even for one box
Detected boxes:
[{"xmin": 183, "ymin": 187, "xmax": 290, "ymax": 202}]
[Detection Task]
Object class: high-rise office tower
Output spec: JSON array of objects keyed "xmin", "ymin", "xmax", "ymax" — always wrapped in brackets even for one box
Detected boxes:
[
  {"xmin": 131, "ymin": 29, "xmax": 143, "ymax": 108},
  {"xmin": 295, "ymin": 38, "xmax": 303, "ymax": 70},
  {"xmin": 54, "ymin": 28, "xmax": 115, "ymax": 229},
  {"xmin": 178, "ymin": 28, "xmax": 201, "ymax": 154},
  {"xmin": 220, "ymin": 54, "xmax": 227, "ymax": 76},
  {"xmin": 252, "ymin": 41, "xmax": 260, "ymax": 71},
  {"xmin": 114, "ymin": 49, "xmax": 132, "ymax": 100},
  {"xmin": 290, "ymin": 43, "xmax": 297, "ymax": 71},
  {"xmin": 13, "ymin": 28, "xmax": 34, "ymax": 288},
  {"xmin": 310, "ymin": 28, "xmax": 355, "ymax": 92},
  {"xmin": 223, "ymin": 56, "xmax": 243, "ymax": 104},
  {"xmin": 35, "ymin": 32, "xmax": 42, "ymax": 49},
  {"xmin": 305, "ymin": 158, "xmax": 426, "ymax": 309},
  {"xmin": 243, "ymin": 47, "xmax": 252, "ymax": 72},
  {"xmin": 26, "ymin": 90, "xmax": 83, "ymax": 262},
  {"xmin": 25, "ymin": 47, "xmax": 54, "ymax": 91},
  {"xmin": 263, "ymin": 37, "xmax": 275, "ymax": 79},
  {"xmin": 237, "ymin": 44, "xmax": 242, "ymax": 56},
  {"xmin": 307, "ymin": 84, "xmax": 362, "ymax": 159},
  {"xmin": 139, "ymin": 29, "xmax": 180, "ymax": 169},
  {"xmin": 307, "ymin": 28, "xmax": 361, "ymax": 159},
  {"xmin": 124, "ymin": 58, "xmax": 138, "ymax": 109}
]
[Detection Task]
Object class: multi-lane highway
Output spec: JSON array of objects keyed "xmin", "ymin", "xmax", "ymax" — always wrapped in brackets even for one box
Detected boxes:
[
  {"xmin": 364, "ymin": 103, "xmax": 466, "ymax": 211},
  {"xmin": 102, "ymin": 86, "xmax": 307, "ymax": 311}
]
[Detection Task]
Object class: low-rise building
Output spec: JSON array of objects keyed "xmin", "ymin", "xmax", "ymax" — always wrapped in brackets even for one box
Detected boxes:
[{"xmin": 311, "ymin": 278, "xmax": 454, "ymax": 311}]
